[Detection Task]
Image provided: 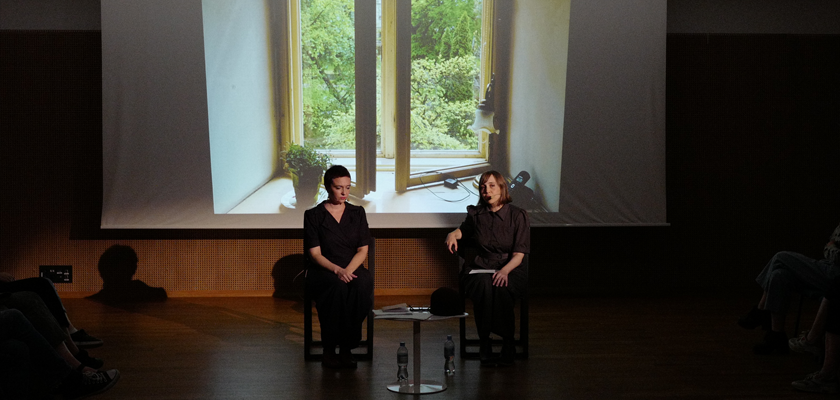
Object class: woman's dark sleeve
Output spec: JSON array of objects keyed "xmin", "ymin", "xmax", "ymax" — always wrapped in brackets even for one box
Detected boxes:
[
  {"xmin": 458, "ymin": 206, "xmax": 477, "ymax": 239},
  {"xmin": 303, "ymin": 209, "xmax": 320, "ymax": 251},
  {"xmin": 511, "ymin": 208, "xmax": 530, "ymax": 254}
]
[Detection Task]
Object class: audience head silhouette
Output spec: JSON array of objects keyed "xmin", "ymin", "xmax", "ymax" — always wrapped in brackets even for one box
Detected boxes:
[
  {"xmin": 98, "ymin": 244, "xmax": 139, "ymax": 285},
  {"xmin": 89, "ymin": 244, "xmax": 167, "ymax": 303}
]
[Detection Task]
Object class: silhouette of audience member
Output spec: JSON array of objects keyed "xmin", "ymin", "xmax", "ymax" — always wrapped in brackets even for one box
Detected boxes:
[
  {"xmin": 88, "ymin": 245, "xmax": 167, "ymax": 303},
  {"xmin": 791, "ymin": 280, "xmax": 840, "ymax": 393},
  {"xmin": 788, "ymin": 298, "xmax": 830, "ymax": 360},
  {"xmin": 0, "ymin": 272, "xmax": 103, "ymax": 349},
  {"xmin": 0, "ymin": 291, "xmax": 103, "ymax": 371},
  {"xmin": 0, "ymin": 308, "xmax": 119, "ymax": 400},
  {"xmin": 738, "ymin": 223, "xmax": 840, "ymax": 354}
]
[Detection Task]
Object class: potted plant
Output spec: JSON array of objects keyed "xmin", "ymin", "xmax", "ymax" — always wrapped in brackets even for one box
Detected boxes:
[{"xmin": 282, "ymin": 143, "xmax": 332, "ymax": 208}]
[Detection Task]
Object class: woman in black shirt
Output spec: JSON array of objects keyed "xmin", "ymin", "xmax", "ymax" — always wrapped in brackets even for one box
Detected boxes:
[
  {"xmin": 445, "ymin": 170, "xmax": 530, "ymax": 366},
  {"xmin": 304, "ymin": 165, "xmax": 373, "ymax": 369}
]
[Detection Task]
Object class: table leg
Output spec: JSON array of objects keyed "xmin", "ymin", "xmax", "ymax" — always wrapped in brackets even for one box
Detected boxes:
[
  {"xmin": 413, "ymin": 320, "xmax": 422, "ymax": 393},
  {"xmin": 385, "ymin": 318, "xmax": 447, "ymax": 394}
]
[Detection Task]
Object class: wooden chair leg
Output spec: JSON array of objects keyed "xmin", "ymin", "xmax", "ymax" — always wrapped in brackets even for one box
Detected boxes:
[{"xmin": 304, "ymin": 290, "xmax": 323, "ymax": 361}]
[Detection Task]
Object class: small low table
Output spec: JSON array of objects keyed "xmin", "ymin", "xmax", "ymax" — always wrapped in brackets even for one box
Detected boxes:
[{"xmin": 374, "ymin": 311, "xmax": 467, "ymax": 394}]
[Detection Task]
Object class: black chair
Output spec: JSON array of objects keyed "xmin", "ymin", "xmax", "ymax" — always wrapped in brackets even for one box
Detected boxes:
[
  {"xmin": 303, "ymin": 238, "xmax": 375, "ymax": 361},
  {"xmin": 457, "ymin": 243, "xmax": 529, "ymax": 360}
]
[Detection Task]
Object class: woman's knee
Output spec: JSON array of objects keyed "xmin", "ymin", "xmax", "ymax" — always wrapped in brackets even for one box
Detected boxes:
[
  {"xmin": 25, "ymin": 276, "xmax": 56, "ymax": 289},
  {"xmin": 767, "ymin": 268, "xmax": 796, "ymax": 291},
  {"xmin": 463, "ymin": 275, "xmax": 493, "ymax": 296},
  {"xmin": 769, "ymin": 251, "xmax": 812, "ymax": 269},
  {"xmin": 3, "ymin": 291, "xmax": 43, "ymax": 310}
]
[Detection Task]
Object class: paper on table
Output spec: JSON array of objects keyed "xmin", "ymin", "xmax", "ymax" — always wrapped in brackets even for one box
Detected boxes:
[
  {"xmin": 380, "ymin": 303, "xmax": 411, "ymax": 314},
  {"xmin": 373, "ymin": 310, "xmax": 432, "ymax": 320},
  {"xmin": 428, "ymin": 313, "xmax": 469, "ymax": 321},
  {"xmin": 468, "ymin": 269, "xmax": 497, "ymax": 274}
]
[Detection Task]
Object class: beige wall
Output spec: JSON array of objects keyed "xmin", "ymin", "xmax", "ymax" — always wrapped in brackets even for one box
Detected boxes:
[{"xmin": 506, "ymin": 0, "xmax": 570, "ymax": 211}]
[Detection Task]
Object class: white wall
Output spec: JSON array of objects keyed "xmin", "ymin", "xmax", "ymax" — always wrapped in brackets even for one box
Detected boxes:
[
  {"xmin": 507, "ymin": 0, "xmax": 571, "ymax": 211},
  {"xmin": 203, "ymin": 0, "xmax": 278, "ymax": 213}
]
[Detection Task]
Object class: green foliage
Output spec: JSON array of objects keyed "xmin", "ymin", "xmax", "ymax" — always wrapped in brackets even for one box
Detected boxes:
[
  {"xmin": 303, "ymin": 0, "xmax": 482, "ymax": 151},
  {"xmin": 301, "ymin": 0, "xmax": 356, "ymax": 148},
  {"xmin": 411, "ymin": 0, "xmax": 480, "ymax": 61},
  {"xmin": 320, "ymin": 55, "xmax": 479, "ymax": 150},
  {"xmin": 283, "ymin": 143, "xmax": 333, "ymax": 175},
  {"xmin": 409, "ymin": 1, "xmax": 482, "ymax": 150},
  {"xmin": 409, "ymin": 55, "xmax": 479, "ymax": 149},
  {"xmin": 441, "ymin": 12, "xmax": 476, "ymax": 59},
  {"xmin": 323, "ymin": 105, "xmax": 357, "ymax": 149},
  {"xmin": 410, "ymin": 99, "xmax": 478, "ymax": 150}
]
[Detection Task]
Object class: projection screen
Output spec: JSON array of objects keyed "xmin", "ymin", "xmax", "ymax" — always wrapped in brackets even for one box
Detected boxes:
[{"xmin": 101, "ymin": 0, "xmax": 667, "ymax": 229}]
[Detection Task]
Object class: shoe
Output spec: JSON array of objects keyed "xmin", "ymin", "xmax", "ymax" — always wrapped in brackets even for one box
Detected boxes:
[
  {"xmin": 789, "ymin": 331, "xmax": 823, "ymax": 357},
  {"xmin": 738, "ymin": 306, "xmax": 770, "ymax": 330},
  {"xmin": 480, "ymin": 356, "xmax": 501, "ymax": 367},
  {"xmin": 339, "ymin": 350, "xmax": 357, "ymax": 369},
  {"xmin": 71, "ymin": 329, "xmax": 104, "ymax": 349},
  {"xmin": 497, "ymin": 339, "xmax": 515, "ymax": 367},
  {"xmin": 60, "ymin": 369, "xmax": 120, "ymax": 400},
  {"xmin": 479, "ymin": 339, "xmax": 497, "ymax": 366},
  {"xmin": 322, "ymin": 351, "xmax": 341, "ymax": 369},
  {"xmin": 75, "ymin": 349, "xmax": 104, "ymax": 369},
  {"xmin": 792, "ymin": 371, "xmax": 839, "ymax": 394},
  {"xmin": 753, "ymin": 330, "xmax": 789, "ymax": 355}
]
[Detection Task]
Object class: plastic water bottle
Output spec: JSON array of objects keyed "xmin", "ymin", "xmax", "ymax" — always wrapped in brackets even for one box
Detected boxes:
[
  {"xmin": 444, "ymin": 335, "xmax": 455, "ymax": 376},
  {"xmin": 397, "ymin": 342, "xmax": 409, "ymax": 384}
]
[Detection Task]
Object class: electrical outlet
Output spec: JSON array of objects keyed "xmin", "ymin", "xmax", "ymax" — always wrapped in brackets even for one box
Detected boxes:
[{"xmin": 40, "ymin": 265, "xmax": 72, "ymax": 283}]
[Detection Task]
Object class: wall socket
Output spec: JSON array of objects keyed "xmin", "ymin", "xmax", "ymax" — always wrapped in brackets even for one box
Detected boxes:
[{"xmin": 40, "ymin": 265, "xmax": 72, "ymax": 283}]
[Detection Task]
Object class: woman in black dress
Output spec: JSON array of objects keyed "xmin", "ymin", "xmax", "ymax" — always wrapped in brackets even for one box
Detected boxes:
[
  {"xmin": 304, "ymin": 165, "xmax": 373, "ymax": 369},
  {"xmin": 445, "ymin": 170, "xmax": 530, "ymax": 366}
]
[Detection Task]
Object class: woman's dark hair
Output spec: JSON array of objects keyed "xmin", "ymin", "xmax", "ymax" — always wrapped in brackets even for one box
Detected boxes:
[
  {"xmin": 477, "ymin": 170, "xmax": 512, "ymax": 207},
  {"xmin": 323, "ymin": 165, "xmax": 351, "ymax": 188}
]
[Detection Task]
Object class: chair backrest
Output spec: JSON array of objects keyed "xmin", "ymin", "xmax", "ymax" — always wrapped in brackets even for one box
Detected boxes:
[{"xmin": 367, "ymin": 237, "xmax": 375, "ymax": 277}]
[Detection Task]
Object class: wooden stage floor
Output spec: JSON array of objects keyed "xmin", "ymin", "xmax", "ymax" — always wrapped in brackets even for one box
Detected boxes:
[{"xmin": 63, "ymin": 294, "xmax": 830, "ymax": 399}]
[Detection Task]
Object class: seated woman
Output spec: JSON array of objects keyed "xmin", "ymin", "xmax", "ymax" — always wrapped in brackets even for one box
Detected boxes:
[
  {"xmin": 304, "ymin": 165, "xmax": 373, "ymax": 369},
  {"xmin": 445, "ymin": 170, "xmax": 530, "ymax": 367}
]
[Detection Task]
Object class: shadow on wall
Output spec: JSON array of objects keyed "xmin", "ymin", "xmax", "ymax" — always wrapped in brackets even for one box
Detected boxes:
[
  {"xmin": 87, "ymin": 245, "xmax": 167, "ymax": 303},
  {"xmin": 271, "ymin": 253, "xmax": 306, "ymax": 302}
]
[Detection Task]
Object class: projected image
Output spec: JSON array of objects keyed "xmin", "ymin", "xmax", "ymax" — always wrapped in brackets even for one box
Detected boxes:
[
  {"xmin": 203, "ymin": 0, "xmax": 568, "ymax": 216},
  {"xmin": 102, "ymin": 0, "xmax": 666, "ymax": 229}
]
